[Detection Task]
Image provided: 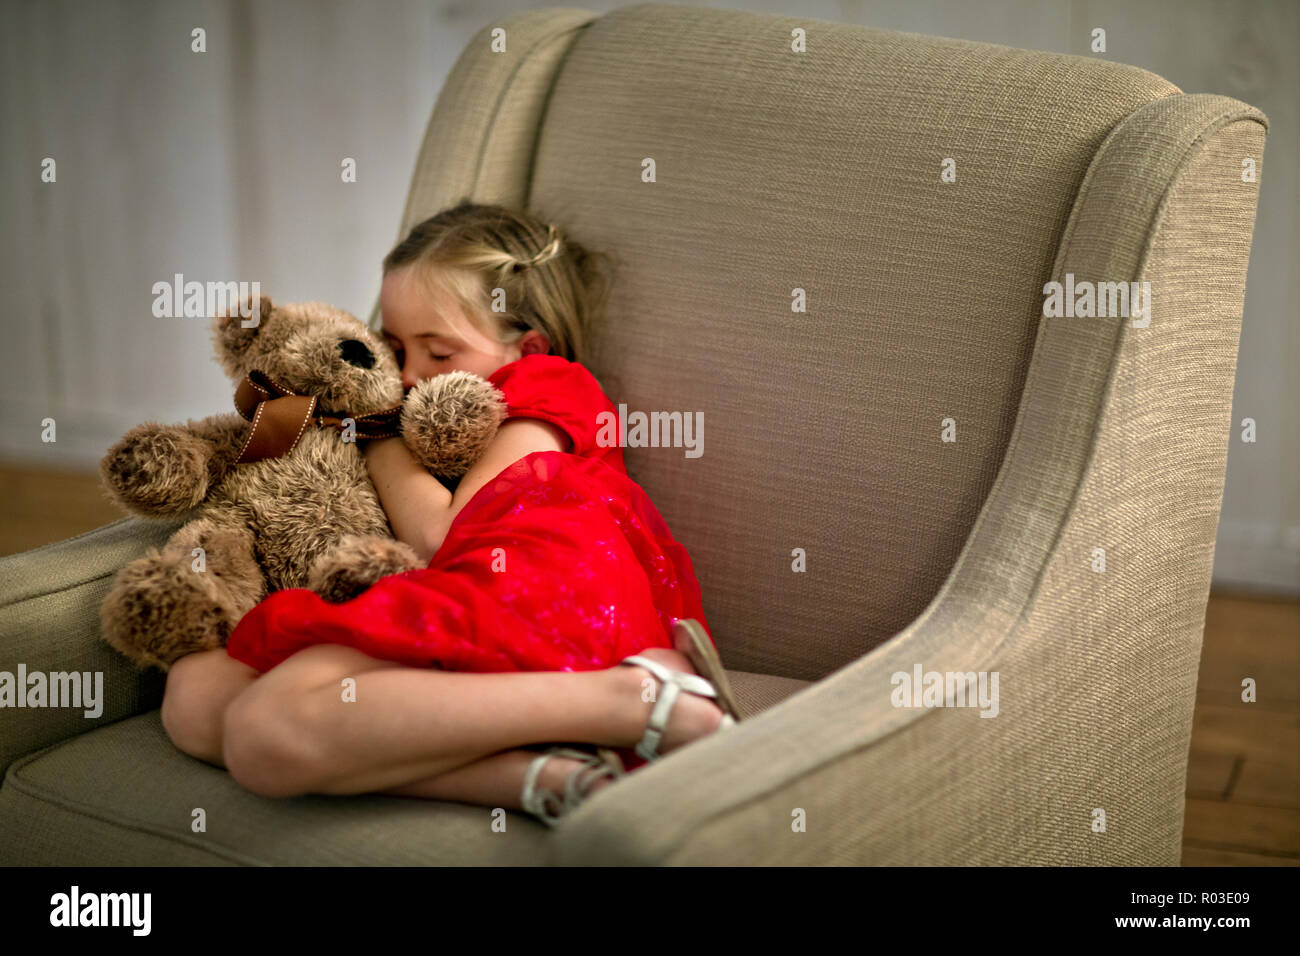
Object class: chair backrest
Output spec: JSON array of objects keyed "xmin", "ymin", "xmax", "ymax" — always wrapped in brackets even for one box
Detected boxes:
[{"xmin": 390, "ymin": 3, "xmax": 1183, "ymax": 680}]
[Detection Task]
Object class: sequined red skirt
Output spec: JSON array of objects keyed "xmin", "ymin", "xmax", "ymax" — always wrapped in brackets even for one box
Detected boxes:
[{"xmin": 226, "ymin": 451, "xmax": 712, "ymax": 677}]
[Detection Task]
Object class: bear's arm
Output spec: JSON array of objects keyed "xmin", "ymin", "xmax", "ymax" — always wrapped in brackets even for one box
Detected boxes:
[
  {"xmin": 188, "ymin": 412, "xmax": 252, "ymax": 487},
  {"xmin": 101, "ymin": 412, "xmax": 250, "ymax": 518}
]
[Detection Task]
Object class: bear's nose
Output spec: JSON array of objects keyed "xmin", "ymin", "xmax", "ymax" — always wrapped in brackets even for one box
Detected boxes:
[{"xmin": 338, "ymin": 339, "xmax": 376, "ymax": 369}]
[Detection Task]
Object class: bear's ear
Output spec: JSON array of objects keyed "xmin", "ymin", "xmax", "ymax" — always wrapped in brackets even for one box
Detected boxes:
[{"xmin": 212, "ymin": 293, "xmax": 273, "ymax": 368}]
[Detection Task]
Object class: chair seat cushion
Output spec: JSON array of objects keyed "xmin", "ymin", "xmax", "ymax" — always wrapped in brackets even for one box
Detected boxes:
[
  {"xmin": 0, "ymin": 713, "xmax": 550, "ymax": 865},
  {"xmin": 0, "ymin": 669, "xmax": 810, "ymax": 865},
  {"xmin": 726, "ymin": 670, "xmax": 812, "ymax": 720}
]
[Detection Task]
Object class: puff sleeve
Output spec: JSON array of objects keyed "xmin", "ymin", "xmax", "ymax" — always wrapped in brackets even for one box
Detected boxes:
[{"xmin": 486, "ymin": 354, "xmax": 625, "ymax": 472}]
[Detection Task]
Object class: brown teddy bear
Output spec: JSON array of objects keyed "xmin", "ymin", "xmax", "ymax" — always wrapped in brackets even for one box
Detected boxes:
[{"xmin": 99, "ymin": 295, "xmax": 506, "ymax": 671}]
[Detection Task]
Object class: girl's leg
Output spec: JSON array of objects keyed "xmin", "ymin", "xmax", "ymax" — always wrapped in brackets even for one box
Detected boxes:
[
  {"xmin": 379, "ymin": 745, "xmax": 612, "ymax": 809},
  {"xmin": 160, "ymin": 645, "xmax": 398, "ymax": 768},
  {"xmin": 220, "ymin": 643, "xmax": 722, "ymax": 799},
  {"xmin": 162, "ymin": 650, "xmax": 624, "ymax": 808},
  {"xmin": 377, "ymin": 642, "xmax": 706, "ymax": 808}
]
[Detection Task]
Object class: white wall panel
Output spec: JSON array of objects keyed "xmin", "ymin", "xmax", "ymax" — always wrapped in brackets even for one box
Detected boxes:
[{"xmin": 1, "ymin": 0, "xmax": 1293, "ymax": 592}]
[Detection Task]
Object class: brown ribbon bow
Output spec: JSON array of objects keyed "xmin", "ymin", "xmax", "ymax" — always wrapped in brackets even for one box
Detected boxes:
[{"xmin": 233, "ymin": 370, "xmax": 402, "ymax": 464}]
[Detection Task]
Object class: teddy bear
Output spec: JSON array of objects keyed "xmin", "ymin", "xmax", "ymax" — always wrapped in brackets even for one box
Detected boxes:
[{"xmin": 99, "ymin": 295, "xmax": 506, "ymax": 671}]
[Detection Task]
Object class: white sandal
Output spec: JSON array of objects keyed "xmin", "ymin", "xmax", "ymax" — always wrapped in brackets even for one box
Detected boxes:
[
  {"xmin": 670, "ymin": 618, "xmax": 742, "ymax": 723},
  {"xmin": 621, "ymin": 649, "xmax": 739, "ymax": 763},
  {"xmin": 520, "ymin": 746, "xmax": 625, "ymax": 828}
]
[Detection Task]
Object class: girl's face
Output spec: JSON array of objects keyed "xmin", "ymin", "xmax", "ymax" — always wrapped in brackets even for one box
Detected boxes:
[{"xmin": 379, "ymin": 264, "xmax": 548, "ymax": 392}]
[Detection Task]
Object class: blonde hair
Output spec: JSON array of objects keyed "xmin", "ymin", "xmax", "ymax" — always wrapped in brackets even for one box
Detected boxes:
[{"xmin": 380, "ymin": 200, "xmax": 615, "ymax": 364}]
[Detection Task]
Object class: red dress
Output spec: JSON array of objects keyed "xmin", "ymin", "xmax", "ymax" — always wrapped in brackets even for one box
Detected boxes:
[{"xmin": 225, "ymin": 354, "xmax": 713, "ymax": 687}]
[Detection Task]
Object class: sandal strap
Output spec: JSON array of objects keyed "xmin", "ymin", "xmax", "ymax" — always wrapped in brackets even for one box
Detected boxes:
[
  {"xmin": 637, "ymin": 674, "xmax": 679, "ymax": 761},
  {"xmin": 623, "ymin": 654, "xmax": 720, "ymax": 699},
  {"xmin": 521, "ymin": 746, "xmax": 624, "ymax": 828},
  {"xmin": 622, "ymin": 654, "xmax": 722, "ymax": 762},
  {"xmin": 563, "ymin": 754, "xmax": 623, "ymax": 806}
]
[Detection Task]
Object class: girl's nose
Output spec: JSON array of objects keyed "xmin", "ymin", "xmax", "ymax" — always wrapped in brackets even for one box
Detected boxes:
[{"xmin": 401, "ymin": 367, "xmax": 419, "ymax": 392}]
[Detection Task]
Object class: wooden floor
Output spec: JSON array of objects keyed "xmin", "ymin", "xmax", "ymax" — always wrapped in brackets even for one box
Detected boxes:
[
  {"xmin": 1, "ymin": 462, "xmax": 1296, "ymax": 864},
  {"xmin": 0, "ymin": 464, "xmax": 129, "ymax": 554},
  {"xmin": 1182, "ymin": 591, "xmax": 1299, "ymax": 865}
]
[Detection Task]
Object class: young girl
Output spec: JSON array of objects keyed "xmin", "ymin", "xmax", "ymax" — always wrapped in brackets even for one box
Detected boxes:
[{"xmin": 159, "ymin": 201, "xmax": 739, "ymax": 827}]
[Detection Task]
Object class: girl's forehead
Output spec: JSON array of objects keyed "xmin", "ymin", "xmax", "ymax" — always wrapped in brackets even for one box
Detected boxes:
[
  {"xmin": 382, "ymin": 269, "xmax": 475, "ymax": 340},
  {"xmin": 382, "ymin": 310, "xmax": 458, "ymax": 340}
]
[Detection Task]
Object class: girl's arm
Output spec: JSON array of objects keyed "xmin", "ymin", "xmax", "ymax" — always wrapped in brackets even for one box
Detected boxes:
[{"xmin": 365, "ymin": 418, "xmax": 570, "ymax": 563}]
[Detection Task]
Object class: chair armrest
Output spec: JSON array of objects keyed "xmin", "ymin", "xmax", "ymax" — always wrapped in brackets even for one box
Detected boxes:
[
  {"xmin": 552, "ymin": 94, "xmax": 1267, "ymax": 865},
  {"xmin": 0, "ymin": 517, "xmax": 182, "ymax": 776}
]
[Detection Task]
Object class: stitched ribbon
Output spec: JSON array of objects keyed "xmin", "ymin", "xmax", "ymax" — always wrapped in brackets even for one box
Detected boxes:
[{"xmin": 232, "ymin": 370, "xmax": 402, "ymax": 464}]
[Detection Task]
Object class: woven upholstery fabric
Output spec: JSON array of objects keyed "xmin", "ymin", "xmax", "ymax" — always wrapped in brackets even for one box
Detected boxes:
[
  {"xmin": 555, "ymin": 99, "xmax": 1266, "ymax": 864},
  {"xmin": 0, "ymin": 668, "xmax": 807, "ymax": 865},
  {"xmin": 0, "ymin": 517, "xmax": 179, "ymax": 776},
  {"xmin": 0, "ymin": 713, "xmax": 551, "ymax": 865},
  {"xmin": 726, "ymin": 670, "xmax": 811, "ymax": 720},
  {"xmin": 401, "ymin": 3, "xmax": 1184, "ymax": 679}
]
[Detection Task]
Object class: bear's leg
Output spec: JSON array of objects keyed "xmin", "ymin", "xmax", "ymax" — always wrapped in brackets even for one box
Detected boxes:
[
  {"xmin": 306, "ymin": 534, "xmax": 424, "ymax": 603},
  {"xmin": 100, "ymin": 519, "xmax": 266, "ymax": 671}
]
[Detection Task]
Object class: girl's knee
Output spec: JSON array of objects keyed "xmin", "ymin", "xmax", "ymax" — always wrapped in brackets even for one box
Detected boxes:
[
  {"xmin": 161, "ymin": 650, "xmax": 242, "ymax": 761},
  {"xmin": 220, "ymin": 645, "xmax": 396, "ymax": 796},
  {"xmin": 221, "ymin": 678, "xmax": 328, "ymax": 797},
  {"xmin": 161, "ymin": 684, "xmax": 210, "ymax": 760}
]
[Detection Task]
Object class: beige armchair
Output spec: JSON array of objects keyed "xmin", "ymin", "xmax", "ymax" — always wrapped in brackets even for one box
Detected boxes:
[{"xmin": 0, "ymin": 4, "xmax": 1266, "ymax": 865}]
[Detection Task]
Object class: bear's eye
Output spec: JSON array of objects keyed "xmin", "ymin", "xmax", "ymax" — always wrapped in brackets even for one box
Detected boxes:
[{"xmin": 338, "ymin": 338, "xmax": 376, "ymax": 369}]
